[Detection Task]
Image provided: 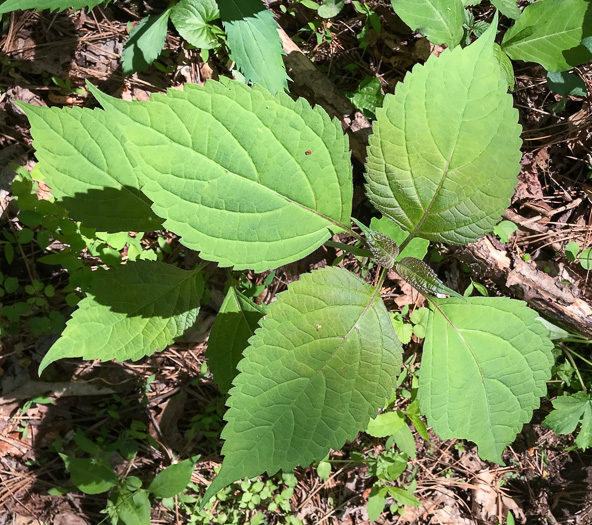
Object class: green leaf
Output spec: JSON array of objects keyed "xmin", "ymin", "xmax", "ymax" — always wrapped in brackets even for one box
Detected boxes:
[
  {"xmin": 171, "ymin": 0, "xmax": 220, "ymax": 49},
  {"xmin": 18, "ymin": 104, "xmax": 162, "ymax": 233},
  {"xmin": 367, "ymin": 486, "xmax": 387, "ymax": 522},
  {"xmin": 39, "ymin": 262, "xmax": 204, "ymax": 373},
  {"xmin": 148, "ymin": 457, "xmax": 198, "ymax": 498},
  {"xmin": 219, "ymin": 0, "xmax": 289, "ymax": 94},
  {"xmin": 317, "ymin": 459, "xmax": 331, "ymax": 480},
  {"xmin": 60, "ymin": 454, "xmax": 118, "ymax": 494},
  {"xmin": 366, "ymin": 20, "xmax": 522, "ymax": 245},
  {"xmin": 419, "ymin": 297, "xmax": 554, "ymax": 463},
  {"xmin": 366, "ymin": 411, "xmax": 406, "ymax": 438},
  {"xmin": 318, "ymin": 0, "xmax": 344, "ymax": 19},
  {"xmin": 494, "ymin": 44, "xmax": 515, "ymax": 91},
  {"xmin": 493, "ymin": 220, "xmax": 517, "ymax": 243},
  {"xmin": 501, "ymin": 0, "xmax": 592, "ymax": 72},
  {"xmin": 388, "ymin": 486, "xmax": 421, "ymax": 507},
  {"xmin": 507, "ymin": 510, "xmax": 516, "ymax": 525},
  {"xmin": 565, "ymin": 241, "xmax": 580, "ymax": 261},
  {"xmin": 391, "ymin": 0, "xmax": 464, "ymax": 48},
  {"xmin": 391, "ymin": 314, "xmax": 413, "ymax": 344},
  {"xmin": 410, "ymin": 307, "xmax": 429, "ymax": 339},
  {"xmin": 546, "ymin": 71, "xmax": 588, "ymax": 97},
  {"xmin": 202, "ymin": 267, "xmax": 402, "ymax": 504},
  {"xmin": 0, "ymin": 0, "xmax": 106, "ymax": 14},
  {"xmin": 394, "ymin": 257, "xmax": 463, "ymax": 299},
  {"xmin": 370, "ymin": 217, "xmax": 429, "ymax": 262},
  {"xmin": 543, "ymin": 392, "xmax": 591, "ymax": 435},
  {"xmin": 89, "ymin": 80, "xmax": 352, "ymax": 272},
  {"xmin": 122, "ymin": 10, "xmax": 171, "ymax": 75},
  {"xmin": 580, "ymin": 248, "xmax": 592, "ymax": 270},
  {"xmin": 112, "ymin": 488, "xmax": 151, "ymax": 525},
  {"xmin": 576, "ymin": 404, "xmax": 592, "ymax": 450},
  {"xmin": 206, "ymin": 287, "xmax": 265, "ymax": 393},
  {"xmin": 491, "ymin": 0, "xmax": 521, "ymax": 20},
  {"xmin": 391, "ymin": 423, "xmax": 416, "ymax": 458},
  {"xmin": 344, "ymin": 76, "xmax": 385, "ymax": 119}
]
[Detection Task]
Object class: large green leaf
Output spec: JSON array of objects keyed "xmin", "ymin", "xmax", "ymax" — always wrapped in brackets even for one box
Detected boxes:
[
  {"xmin": 0, "ymin": 0, "xmax": 106, "ymax": 14},
  {"xmin": 171, "ymin": 0, "xmax": 220, "ymax": 50},
  {"xmin": 122, "ymin": 10, "xmax": 172, "ymax": 75},
  {"xmin": 202, "ymin": 267, "xmax": 402, "ymax": 504},
  {"xmin": 19, "ymin": 104, "xmax": 162, "ymax": 233},
  {"xmin": 419, "ymin": 297, "xmax": 554, "ymax": 463},
  {"xmin": 38, "ymin": 262, "xmax": 204, "ymax": 373},
  {"xmin": 365, "ymin": 21, "xmax": 522, "ymax": 245},
  {"xmin": 501, "ymin": 0, "xmax": 592, "ymax": 72},
  {"xmin": 89, "ymin": 80, "xmax": 353, "ymax": 271},
  {"xmin": 218, "ymin": 0, "xmax": 289, "ymax": 94},
  {"xmin": 206, "ymin": 287, "xmax": 266, "ymax": 393},
  {"xmin": 391, "ymin": 0, "xmax": 464, "ymax": 48}
]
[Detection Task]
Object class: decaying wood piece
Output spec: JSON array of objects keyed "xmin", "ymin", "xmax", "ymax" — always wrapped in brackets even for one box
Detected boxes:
[
  {"xmin": 278, "ymin": 28, "xmax": 372, "ymax": 164},
  {"xmin": 453, "ymin": 237, "xmax": 592, "ymax": 338}
]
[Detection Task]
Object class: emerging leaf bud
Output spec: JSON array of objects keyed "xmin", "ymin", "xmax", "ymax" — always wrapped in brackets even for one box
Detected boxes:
[
  {"xmin": 367, "ymin": 232, "xmax": 400, "ymax": 269},
  {"xmin": 395, "ymin": 257, "xmax": 463, "ymax": 299}
]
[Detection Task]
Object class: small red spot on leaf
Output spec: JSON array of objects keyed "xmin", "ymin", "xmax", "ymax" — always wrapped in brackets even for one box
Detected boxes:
[{"xmin": 305, "ymin": 150, "xmax": 312, "ymax": 155}]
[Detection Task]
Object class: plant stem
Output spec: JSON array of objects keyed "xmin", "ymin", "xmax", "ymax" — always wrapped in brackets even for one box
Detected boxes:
[
  {"xmin": 397, "ymin": 229, "xmax": 419, "ymax": 254},
  {"xmin": 561, "ymin": 344, "xmax": 588, "ymax": 393}
]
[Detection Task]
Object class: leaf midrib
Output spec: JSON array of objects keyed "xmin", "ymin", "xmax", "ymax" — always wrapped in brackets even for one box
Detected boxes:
[
  {"xmin": 403, "ymin": 49, "xmax": 483, "ymax": 240},
  {"xmin": 507, "ymin": 24, "xmax": 580, "ymax": 49}
]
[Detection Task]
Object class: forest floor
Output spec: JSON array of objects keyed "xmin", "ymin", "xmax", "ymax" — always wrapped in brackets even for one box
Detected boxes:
[{"xmin": 0, "ymin": 1, "xmax": 592, "ymax": 524}]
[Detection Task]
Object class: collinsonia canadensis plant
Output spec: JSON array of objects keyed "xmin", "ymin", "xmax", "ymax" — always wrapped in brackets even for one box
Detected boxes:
[{"xmin": 19, "ymin": 21, "xmax": 556, "ymax": 505}]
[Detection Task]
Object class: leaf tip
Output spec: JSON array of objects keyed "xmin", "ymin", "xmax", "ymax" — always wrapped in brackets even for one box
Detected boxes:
[{"xmin": 38, "ymin": 353, "xmax": 56, "ymax": 376}]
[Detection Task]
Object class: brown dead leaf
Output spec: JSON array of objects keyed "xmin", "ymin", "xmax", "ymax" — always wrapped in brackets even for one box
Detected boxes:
[
  {"xmin": 36, "ymin": 180, "xmax": 53, "ymax": 201},
  {"xmin": 512, "ymin": 153, "xmax": 544, "ymax": 203},
  {"xmin": 53, "ymin": 513, "xmax": 88, "ymax": 525},
  {"xmin": 471, "ymin": 470, "xmax": 526, "ymax": 523},
  {"xmin": 398, "ymin": 487, "xmax": 476, "ymax": 524}
]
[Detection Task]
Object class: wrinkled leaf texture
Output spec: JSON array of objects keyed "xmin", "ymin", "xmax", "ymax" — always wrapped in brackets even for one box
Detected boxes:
[
  {"xmin": 394, "ymin": 257, "xmax": 463, "ymax": 298},
  {"xmin": 365, "ymin": 19, "xmax": 522, "ymax": 245},
  {"xmin": 202, "ymin": 267, "xmax": 402, "ymax": 504}
]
